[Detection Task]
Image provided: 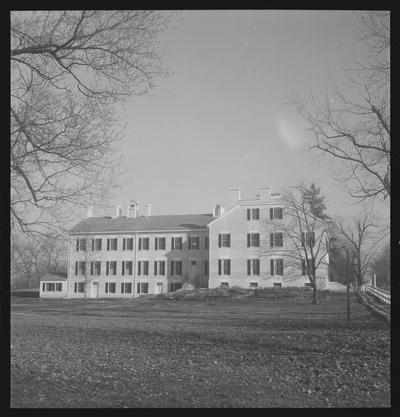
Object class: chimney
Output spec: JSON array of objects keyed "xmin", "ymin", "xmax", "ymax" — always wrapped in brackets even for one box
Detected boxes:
[
  {"xmin": 145, "ymin": 203, "xmax": 152, "ymax": 217},
  {"xmin": 228, "ymin": 187, "xmax": 241, "ymax": 207},
  {"xmin": 127, "ymin": 200, "xmax": 139, "ymax": 219},
  {"xmin": 257, "ymin": 186, "xmax": 271, "ymax": 200},
  {"xmin": 114, "ymin": 204, "xmax": 122, "ymax": 218},
  {"xmin": 212, "ymin": 204, "xmax": 225, "ymax": 218},
  {"xmin": 87, "ymin": 206, "xmax": 94, "ymax": 218}
]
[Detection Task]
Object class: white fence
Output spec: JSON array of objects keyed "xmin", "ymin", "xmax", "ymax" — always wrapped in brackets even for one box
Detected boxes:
[{"xmin": 361, "ymin": 284, "xmax": 391, "ymax": 305}]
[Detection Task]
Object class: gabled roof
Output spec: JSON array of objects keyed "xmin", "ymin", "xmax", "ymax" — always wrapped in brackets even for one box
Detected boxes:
[
  {"xmin": 70, "ymin": 214, "xmax": 215, "ymax": 234},
  {"xmin": 40, "ymin": 272, "xmax": 67, "ymax": 282}
]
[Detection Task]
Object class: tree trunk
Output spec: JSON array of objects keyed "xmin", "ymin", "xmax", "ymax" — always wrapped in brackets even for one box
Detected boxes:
[{"xmin": 312, "ymin": 276, "xmax": 318, "ymax": 304}]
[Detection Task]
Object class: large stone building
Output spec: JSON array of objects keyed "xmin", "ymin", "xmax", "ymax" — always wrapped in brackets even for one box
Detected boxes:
[{"xmin": 41, "ymin": 189, "xmax": 330, "ymax": 298}]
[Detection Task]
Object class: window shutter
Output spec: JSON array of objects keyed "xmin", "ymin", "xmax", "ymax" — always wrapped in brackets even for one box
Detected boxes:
[
  {"xmin": 106, "ymin": 239, "xmax": 109, "ymax": 251},
  {"xmin": 154, "ymin": 261, "xmax": 157, "ymax": 276},
  {"xmin": 171, "ymin": 237, "xmax": 174, "ymax": 250},
  {"xmin": 247, "ymin": 209, "xmax": 251, "ymax": 220},
  {"xmin": 75, "ymin": 262, "xmax": 78, "ymax": 276},
  {"xmin": 270, "ymin": 208, "xmax": 273, "ymax": 220},
  {"xmin": 270, "ymin": 259, "xmax": 274, "ymax": 276},
  {"xmin": 227, "ymin": 234, "xmax": 231, "ymax": 247},
  {"xmin": 255, "ymin": 208, "xmax": 260, "ymax": 220},
  {"xmin": 255, "ymin": 234, "xmax": 260, "ymax": 247},
  {"xmin": 91, "ymin": 239, "xmax": 94, "ymax": 251},
  {"xmin": 247, "ymin": 259, "xmax": 251, "ymax": 275},
  {"xmin": 218, "ymin": 259, "xmax": 221, "ymax": 276},
  {"xmin": 122, "ymin": 238, "xmax": 125, "ymax": 251},
  {"xmin": 218, "ymin": 234, "xmax": 222, "ymax": 248},
  {"xmin": 270, "ymin": 233, "xmax": 274, "ymax": 247},
  {"xmin": 90, "ymin": 262, "xmax": 93, "ymax": 276},
  {"xmin": 74, "ymin": 282, "xmax": 77, "ymax": 293},
  {"xmin": 121, "ymin": 261, "xmax": 124, "ymax": 276},
  {"xmin": 155, "ymin": 238, "xmax": 158, "ymax": 250},
  {"xmin": 255, "ymin": 259, "xmax": 260, "ymax": 275},
  {"xmin": 76, "ymin": 239, "xmax": 79, "ymax": 251},
  {"xmin": 247, "ymin": 234, "xmax": 250, "ymax": 248},
  {"xmin": 171, "ymin": 261, "xmax": 174, "ymax": 276},
  {"xmin": 138, "ymin": 261, "xmax": 141, "ymax": 276},
  {"xmin": 106, "ymin": 261, "xmax": 109, "ymax": 276},
  {"xmin": 227, "ymin": 259, "xmax": 231, "ymax": 275},
  {"xmin": 139, "ymin": 238, "xmax": 142, "ymax": 250}
]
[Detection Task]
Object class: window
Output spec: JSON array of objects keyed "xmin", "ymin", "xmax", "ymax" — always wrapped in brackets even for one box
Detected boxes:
[
  {"xmin": 302, "ymin": 232, "xmax": 315, "ymax": 247},
  {"xmin": 218, "ymin": 259, "xmax": 231, "ymax": 276},
  {"xmin": 218, "ymin": 233, "xmax": 231, "ymax": 248},
  {"xmin": 105, "ymin": 282, "xmax": 116, "ymax": 294},
  {"xmin": 301, "ymin": 259, "xmax": 315, "ymax": 276},
  {"xmin": 205, "ymin": 236, "xmax": 209, "ymax": 250},
  {"xmin": 270, "ymin": 259, "xmax": 284, "ymax": 276},
  {"xmin": 171, "ymin": 237, "xmax": 183, "ymax": 250},
  {"xmin": 247, "ymin": 233, "xmax": 260, "ymax": 247},
  {"xmin": 270, "ymin": 233, "xmax": 283, "ymax": 247},
  {"xmin": 138, "ymin": 261, "xmax": 149, "ymax": 276},
  {"xmin": 270, "ymin": 207, "xmax": 283, "ymax": 220},
  {"xmin": 154, "ymin": 260, "xmax": 166, "ymax": 276},
  {"xmin": 90, "ymin": 261, "xmax": 101, "ymax": 276},
  {"xmin": 304, "ymin": 282, "xmax": 313, "ymax": 287},
  {"xmin": 107, "ymin": 238, "xmax": 118, "ymax": 251},
  {"xmin": 42, "ymin": 283, "xmax": 45, "ymax": 291},
  {"xmin": 249, "ymin": 282, "xmax": 258, "ymax": 288},
  {"xmin": 91, "ymin": 238, "xmax": 102, "ymax": 251},
  {"xmin": 76, "ymin": 238, "xmax": 86, "ymax": 252},
  {"xmin": 247, "ymin": 259, "xmax": 260, "ymax": 276},
  {"xmin": 246, "ymin": 208, "xmax": 260, "ymax": 220},
  {"xmin": 170, "ymin": 283, "xmax": 182, "ymax": 292},
  {"xmin": 45, "ymin": 283, "xmax": 55, "ymax": 291},
  {"xmin": 138, "ymin": 237, "xmax": 149, "ymax": 250},
  {"xmin": 55, "ymin": 283, "xmax": 62, "ymax": 292},
  {"xmin": 121, "ymin": 282, "xmax": 132, "ymax": 294},
  {"xmin": 122, "ymin": 261, "xmax": 133, "ymax": 276},
  {"xmin": 273, "ymin": 282, "xmax": 282, "ymax": 288},
  {"xmin": 75, "ymin": 261, "xmax": 86, "ymax": 276},
  {"xmin": 170, "ymin": 260, "xmax": 182, "ymax": 276},
  {"xmin": 106, "ymin": 261, "xmax": 117, "ymax": 276},
  {"xmin": 155, "ymin": 237, "xmax": 166, "ymax": 250},
  {"xmin": 204, "ymin": 260, "xmax": 209, "ymax": 276},
  {"xmin": 220, "ymin": 282, "xmax": 229, "ymax": 288},
  {"xmin": 74, "ymin": 282, "xmax": 85, "ymax": 293},
  {"xmin": 137, "ymin": 282, "xmax": 149, "ymax": 294},
  {"xmin": 189, "ymin": 236, "xmax": 200, "ymax": 250},
  {"xmin": 123, "ymin": 238, "xmax": 134, "ymax": 251}
]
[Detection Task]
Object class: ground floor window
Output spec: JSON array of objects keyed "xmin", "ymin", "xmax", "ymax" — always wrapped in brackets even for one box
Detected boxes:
[
  {"xmin": 137, "ymin": 282, "xmax": 149, "ymax": 294},
  {"xmin": 55, "ymin": 283, "xmax": 62, "ymax": 291},
  {"xmin": 249, "ymin": 282, "xmax": 258, "ymax": 288},
  {"xmin": 304, "ymin": 282, "xmax": 313, "ymax": 287},
  {"xmin": 45, "ymin": 283, "xmax": 55, "ymax": 291},
  {"xmin": 121, "ymin": 282, "xmax": 132, "ymax": 294},
  {"xmin": 105, "ymin": 282, "xmax": 116, "ymax": 293},
  {"xmin": 74, "ymin": 282, "xmax": 85, "ymax": 293},
  {"xmin": 220, "ymin": 281, "xmax": 229, "ymax": 288},
  {"xmin": 273, "ymin": 282, "xmax": 282, "ymax": 288},
  {"xmin": 170, "ymin": 282, "xmax": 182, "ymax": 292}
]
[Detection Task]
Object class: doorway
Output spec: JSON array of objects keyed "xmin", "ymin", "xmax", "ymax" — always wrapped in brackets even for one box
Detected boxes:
[{"xmin": 91, "ymin": 282, "xmax": 99, "ymax": 298}]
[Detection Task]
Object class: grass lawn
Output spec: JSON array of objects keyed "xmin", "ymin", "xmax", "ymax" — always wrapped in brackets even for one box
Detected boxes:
[{"xmin": 10, "ymin": 291, "xmax": 390, "ymax": 408}]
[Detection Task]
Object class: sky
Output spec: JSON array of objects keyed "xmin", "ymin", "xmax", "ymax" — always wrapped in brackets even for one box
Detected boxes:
[{"xmin": 110, "ymin": 10, "xmax": 389, "ymax": 220}]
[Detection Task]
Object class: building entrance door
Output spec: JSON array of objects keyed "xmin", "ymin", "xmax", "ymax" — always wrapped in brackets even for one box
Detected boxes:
[
  {"xmin": 91, "ymin": 282, "xmax": 99, "ymax": 298},
  {"xmin": 189, "ymin": 260, "xmax": 199, "ymax": 286},
  {"xmin": 155, "ymin": 283, "xmax": 163, "ymax": 294}
]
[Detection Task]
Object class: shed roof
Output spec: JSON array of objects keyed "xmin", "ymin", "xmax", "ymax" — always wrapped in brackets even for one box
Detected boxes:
[
  {"xmin": 40, "ymin": 272, "xmax": 68, "ymax": 282},
  {"xmin": 70, "ymin": 214, "xmax": 215, "ymax": 234}
]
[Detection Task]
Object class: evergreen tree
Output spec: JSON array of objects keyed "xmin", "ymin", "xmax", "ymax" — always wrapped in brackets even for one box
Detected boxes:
[{"xmin": 303, "ymin": 183, "xmax": 330, "ymax": 221}]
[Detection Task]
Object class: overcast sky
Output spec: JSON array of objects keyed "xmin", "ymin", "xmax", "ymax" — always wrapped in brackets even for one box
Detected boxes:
[{"xmin": 110, "ymin": 10, "xmax": 389, "ymax": 220}]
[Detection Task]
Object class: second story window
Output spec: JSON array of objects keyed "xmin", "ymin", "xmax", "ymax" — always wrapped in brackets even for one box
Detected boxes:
[
  {"xmin": 90, "ymin": 261, "xmax": 101, "ymax": 276},
  {"xmin": 270, "ymin": 207, "xmax": 283, "ymax": 220},
  {"xmin": 154, "ymin": 260, "xmax": 166, "ymax": 276},
  {"xmin": 204, "ymin": 260, "xmax": 209, "ymax": 275},
  {"xmin": 107, "ymin": 238, "xmax": 118, "ymax": 251},
  {"xmin": 171, "ymin": 237, "xmax": 183, "ymax": 250},
  {"xmin": 170, "ymin": 260, "xmax": 182, "ymax": 276},
  {"xmin": 155, "ymin": 237, "xmax": 166, "ymax": 250},
  {"xmin": 218, "ymin": 233, "xmax": 231, "ymax": 248},
  {"xmin": 106, "ymin": 261, "xmax": 117, "ymax": 276},
  {"xmin": 138, "ymin": 237, "xmax": 150, "ymax": 251},
  {"xmin": 189, "ymin": 236, "xmax": 200, "ymax": 250},
  {"xmin": 75, "ymin": 261, "xmax": 86, "ymax": 276},
  {"xmin": 302, "ymin": 232, "xmax": 315, "ymax": 247},
  {"xmin": 205, "ymin": 236, "xmax": 209, "ymax": 250},
  {"xmin": 218, "ymin": 259, "xmax": 231, "ymax": 276},
  {"xmin": 122, "ymin": 261, "xmax": 133, "ymax": 276},
  {"xmin": 137, "ymin": 260, "xmax": 149, "ymax": 276},
  {"xmin": 247, "ymin": 208, "xmax": 260, "ymax": 220},
  {"xmin": 301, "ymin": 259, "xmax": 315, "ymax": 276},
  {"xmin": 270, "ymin": 233, "xmax": 283, "ymax": 247},
  {"xmin": 247, "ymin": 233, "xmax": 260, "ymax": 248}
]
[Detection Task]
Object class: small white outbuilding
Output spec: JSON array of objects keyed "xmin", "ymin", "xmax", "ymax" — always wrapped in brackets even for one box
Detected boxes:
[{"xmin": 40, "ymin": 272, "xmax": 68, "ymax": 298}]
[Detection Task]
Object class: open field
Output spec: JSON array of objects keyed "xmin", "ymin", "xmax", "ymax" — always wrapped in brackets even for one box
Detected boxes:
[{"xmin": 11, "ymin": 291, "xmax": 390, "ymax": 408}]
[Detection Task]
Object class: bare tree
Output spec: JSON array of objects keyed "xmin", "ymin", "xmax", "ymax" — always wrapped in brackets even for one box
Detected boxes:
[
  {"xmin": 11, "ymin": 232, "xmax": 68, "ymax": 289},
  {"xmin": 332, "ymin": 208, "xmax": 388, "ymax": 288},
  {"xmin": 11, "ymin": 11, "xmax": 174, "ymax": 236},
  {"xmin": 292, "ymin": 11, "xmax": 390, "ymax": 203},
  {"xmin": 260, "ymin": 184, "xmax": 330, "ymax": 304}
]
